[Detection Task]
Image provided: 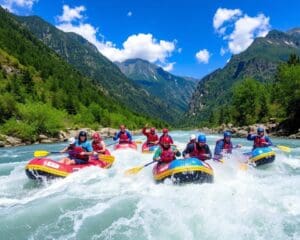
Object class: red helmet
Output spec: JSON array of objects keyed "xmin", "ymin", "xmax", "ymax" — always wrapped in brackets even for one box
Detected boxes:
[
  {"xmin": 92, "ymin": 132, "xmax": 101, "ymax": 141},
  {"xmin": 162, "ymin": 128, "xmax": 168, "ymax": 134},
  {"xmin": 161, "ymin": 136, "xmax": 172, "ymax": 145},
  {"xmin": 150, "ymin": 127, "xmax": 155, "ymax": 133}
]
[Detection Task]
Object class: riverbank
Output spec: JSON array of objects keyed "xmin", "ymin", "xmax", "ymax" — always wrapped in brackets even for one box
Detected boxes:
[{"xmin": 1, "ymin": 123, "xmax": 299, "ymax": 148}]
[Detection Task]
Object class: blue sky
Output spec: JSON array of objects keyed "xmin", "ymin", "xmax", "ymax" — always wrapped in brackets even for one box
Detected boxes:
[{"xmin": 1, "ymin": 0, "xmax": 300, "ymax": 78}]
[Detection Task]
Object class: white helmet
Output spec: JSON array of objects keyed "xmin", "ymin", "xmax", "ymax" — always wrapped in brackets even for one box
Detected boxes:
[
  {"xmin": 190, "ymin": 134, "xmax": 196, "ymax": 141},
  {"xmin": 68, "ymin": 137, "xmax": 76, "ymax": 145}
]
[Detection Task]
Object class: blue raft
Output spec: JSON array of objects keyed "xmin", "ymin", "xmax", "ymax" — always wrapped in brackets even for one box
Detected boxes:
[
  {"xmin": 152, "ymin": 157, "xmax": 214, "ymax": 184},
  {"xmin": 249, "ymin": 147, "xmax": 276, "ymax": 166}
]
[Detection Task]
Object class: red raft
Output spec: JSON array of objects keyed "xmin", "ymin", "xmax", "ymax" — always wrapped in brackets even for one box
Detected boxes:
[
  {"xmin": 25, "ymin": 157, "xmax": 113, "ymax": 180},
  {"xmin": 114, "ymin": 142, "xmax": 137, "ymax": 151}
]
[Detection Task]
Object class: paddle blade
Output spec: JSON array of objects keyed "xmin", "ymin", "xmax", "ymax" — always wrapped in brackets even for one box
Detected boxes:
[
  {"xmin": 34, "ymin": 150, "xmax": 50, "ymax": 157},
  {"xmin": 276, "ymin": 145, "xmax": 291, "ymax": 153},
  {"xmin": 124, "ymin": 166, "xmax": 143, "ymax": 176},
  {"xmin": 98, "ymin": 155, "xmax": 115, "ymax": 164}
]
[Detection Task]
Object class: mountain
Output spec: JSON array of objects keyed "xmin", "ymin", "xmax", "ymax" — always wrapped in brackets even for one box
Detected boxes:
[
  {"xmin": 0, "ymin": 7, "xmax": 164, "ymax": 141},
  {"xmin": 16, "ymin": 15, "xmax": 178, "ymax": 123},
  {"xmin": 115, "ymin": 58, "xmax": 196, "ymax": 114},
  {"xmin": 186, "ymin": 28, "xmax": 300, "ymax": 125}
]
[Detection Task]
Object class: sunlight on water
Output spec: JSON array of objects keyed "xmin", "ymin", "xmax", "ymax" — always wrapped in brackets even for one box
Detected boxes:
[{"xmin": 0, "ymin": 132, "xmax": 299, "ymax": 239}]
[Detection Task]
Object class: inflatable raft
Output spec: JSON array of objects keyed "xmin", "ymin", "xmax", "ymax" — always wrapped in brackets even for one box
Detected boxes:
[
  {"xmin": 248, "ymin": 147, "xmax": 276, "ymax": 166},
  {"xmin": 142, "ymin": 142, "xmax": 158, "ymax": 153},
  {"xmin": 25, "ymin": 156, "xmax": 113, "ymax": 180},
  {"xmin": 114, "ymin": 142, "xmax": 137, "ymax": 151},
  {"xmin": 152, "ymin": 157, "xmax": 214, "ymax": 184}
]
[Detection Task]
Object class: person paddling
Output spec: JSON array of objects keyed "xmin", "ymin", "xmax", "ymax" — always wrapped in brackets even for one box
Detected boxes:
[
  {"xmin": 214, "ymin": 131, "xmax": 241, "ymax": 160},
  {"xmin": 91, "ymin": 132, "xmax": 110, "ymax": 155},
  {"xmin": 113, "ymin": 124, "xmax": 133, "ymax": 144},
  {"xmin": 142, "ymin": 126, "xmax": 159, "ymax": 146},
  {"xmin": 153, "ymin": 136, "xmax": 181, "ymax": 165},
  {"xmin": 59, "ymin": 130, "xmax": 93, "ymax": 165},
  {"xmin": 182, "ymin": 134, "xmax": 196, "ymax": 157},
  {"xmin": 182, "ymin": 133, "xmax": 212, "ymax": 161},
  {"xmin": 247, "ymin": 127, "xmax": 273, "ymax": 150}
]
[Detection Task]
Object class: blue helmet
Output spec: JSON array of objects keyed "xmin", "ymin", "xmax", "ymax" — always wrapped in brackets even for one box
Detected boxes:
[
  {"xmin": 257, "ymin": 127, "xmax": 264, "ymax": 133},
  {"xmin": 224, "ymin": 131, "xmax": 232, "ymax": 138},
  {"xmin": 198, "ymin": 134, "xmax": 206, "ymax": 143}
]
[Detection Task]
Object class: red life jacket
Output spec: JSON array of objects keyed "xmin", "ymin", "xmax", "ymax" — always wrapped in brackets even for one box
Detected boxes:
[
  {"xmin": 69, "ymin": 146, "xmax": 88, "ymax": 160},
  {"xmin": 216, "ymin": 139, "xmax": 233, "ymax": 153},
  {"xmin": 190, "ymin": 143, "xmax": 207, "ymax": 161},
  {"xmin": 119, "ymin": 131, "xmax": 130, "ymax": 143},
  {"xmin": 92, "ymin": 141, "xmax": 103, "ymax": 152},
  {"xmin": 254, "ymin": 136, "xmax": 268, "ymax": 148},
  {"xmin": 147, "ymin": 133, "xmax": 158, "ymax": 144},
  {"xmin": 160, "ymin": 147, "xmax": 175, "ymax": 163}
]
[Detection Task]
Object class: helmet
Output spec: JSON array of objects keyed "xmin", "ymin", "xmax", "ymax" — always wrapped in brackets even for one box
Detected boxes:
[
  {"xmin": 162, "ymin": 128, "xmax": 168, "ymax": 134},
  {"xmin": 78, "ymin": 131, "xmax": 87, "ymax": 137},
  {"xmin": 150, "ymin": 127, "xmax": 155, "ymax": 133},
  {"xmin": 120, "ymin": 124, "xmax": 126, "ymax": 130},
  {"xmin": 68, "ymin": 137, "xmax": 76, "ymax": 145},
  {"xmin": 224, "ymin": 131, "xmax": 232, "ymax": 138},
  {"xmin": 257, "ymin": 127, "xmax": 264, "ymax": 133},
  {"xmin": 161, "ymin": 136, "xmax": 172, "ymax": 145},
  {"xmin": 92, "ymin": 132, "xmax": 101, "ymax": 141},
  {"xmin": 190, "ymin": 134, "xmax": 196, "ymax": 141},
  {"xmin": 198, "ymin": 134, "xmax": 206, "ymax": 143}
]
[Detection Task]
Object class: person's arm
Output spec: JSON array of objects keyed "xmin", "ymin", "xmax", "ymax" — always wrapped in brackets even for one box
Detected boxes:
[
  {"xmin": 113, "ymin": 131, "xmax": 120, "ymax": 141},
  {"xmin": 265, "ymin": 136, "xmax": 273, "ymax": 146},
  {"xmin": 142, "ymin": 127, "xmax": 148, "ymax": 136},
  {"xmin": 247, "ymin": 134, "xmax": 256, "ymax": 141},
  {"xmin": 80, "ymin": 142, "xmax": 94, "ymax": 156},
  {"xmin": 214, "ymin": 141, "xmax": 222, "ymax": 156},
  {"xmin": 205, "ymin": 145, "xmax": 212, "ymax": 160},
  {"xmin": 170, "ymin": 136, "xmax": 174, "ymax": 144},
  {"xmin": 182, "ymin": 143, "xmax": 194, "ymax": 158},
  {"xmin": 153, "ymin": 148, "xmax": 162, "ymax": 161},
  {"xmin": 60, "ymin": 146, "xmax": 69, "ymax": 153}
]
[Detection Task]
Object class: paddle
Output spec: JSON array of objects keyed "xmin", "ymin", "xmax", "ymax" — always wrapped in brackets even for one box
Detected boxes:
[
  {"xmin": 34, "ymin": 150, "xmax": 63, "ymax": 157},
  {"xmin": 275, "ymin": 145, "xmax": 291, "ymax": 153},
  {"xmin": 34, "ymin": 150, "xmax": 115, "ymax": 163},
  {"xmin": 124, "ymin": 160, "xmax": 157, "ymax": 176}
]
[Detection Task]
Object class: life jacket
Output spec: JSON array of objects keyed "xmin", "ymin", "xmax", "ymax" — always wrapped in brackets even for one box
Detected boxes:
[
  {"xmin": 147, "ymin": 133, "xmax": 158, "ymax": 144},
  {"xmin": 160, "ymin": 147, "xmax": 176, "ymax": 163},
  {"xmin": 92, "ymin": 141, "xmax": 103, "ymax": 152},
  {"xmin": 69, "ymin": 146, "xmax": 88, "ymax": 160},
  {"xmin": 254, "ymin": 136, "xmax": 268, "ymax": 148},
  {"xmin": 216, "ymin": 139, "xmax": 233, "ymax": 153},
  {"xmin": 190, "ymin": 143, "xmax": 207, "ymax": 161},
  {"xmin": 119, "ymin": 131, "xmax": 130, "ymax": 143}
]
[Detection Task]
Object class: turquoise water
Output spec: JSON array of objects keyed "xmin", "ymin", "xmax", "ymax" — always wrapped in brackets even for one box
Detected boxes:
[{"xmin": 0, "ymin": 131, "xmax": 299, "ymax": 240}]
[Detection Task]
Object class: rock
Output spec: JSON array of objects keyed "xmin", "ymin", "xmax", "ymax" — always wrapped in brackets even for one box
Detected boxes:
[
  {"xmin": 38, "ymin": 134, "xmax": 48, "ymax": 140},
  {"xmin": 0, "ymin": 141, "xmax": 5, "ymax": 147},
  {"xmin": 6, "ymin": 136, "xmax": 22, "ymax": 146},
  {"xmin": 40, "ymin": 139, "xmax": 53, "ymax": 144}
]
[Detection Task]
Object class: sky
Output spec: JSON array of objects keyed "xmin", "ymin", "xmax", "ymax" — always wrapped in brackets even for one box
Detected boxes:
[{"xmin": 1, "ymin": 0, "xmax": 300, "ymax": 78}]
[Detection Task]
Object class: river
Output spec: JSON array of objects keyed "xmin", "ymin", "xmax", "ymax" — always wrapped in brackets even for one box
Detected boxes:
[{"xmin": 0, "ymin": 131, "xmax": 299, "ymax": 240}]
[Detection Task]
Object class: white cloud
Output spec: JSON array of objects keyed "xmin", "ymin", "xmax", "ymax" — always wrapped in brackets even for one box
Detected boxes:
[
  {"xmin": 228, "ymin": 14, "xmax": 270, "ymax": 54},
  {"xmin": 213, "ymin": 8, "xmax": 242, "ymax": 33},
  {"xmin": 127, "ymin": 11, "xmax": 132, "ymax": 17},
  {"xmin": 0, "ymin": 0, "xmax": 37, "ymax": 13},
  {"xmin": 213, "ymin": 8, "xmax": 271, "ymax": 54},
  {"xmin": 162, "ymin": 62, "xmax": 175, "ymax": 72},
  {"xmin": 56, "ymin": 5, "xmax": 176, "ymax": 65},
  {"xmin": 196, "ymin": 49, "xmax": 210, "ymax": 64},
  {"xmin": 57, "ymin": 5, "xmax": 85, "ymax": 23}
]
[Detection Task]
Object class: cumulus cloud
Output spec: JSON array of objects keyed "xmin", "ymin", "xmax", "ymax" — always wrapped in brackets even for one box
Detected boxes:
[
  {"xmin": 57, "ymin": 5, "xmax": 85, "ymax": 23},
  {"xmin": 56, "ymin": 5, "xmax": 176, "ymax": 67},
  {"xmin": 195, "ymin": 49, "xmax": 210, "ymax": 64},
  {"xmin": 213, "ymin": 8, "xmax": 242, "ymax": 34},
  {"xmin": 127, "ymin": 11, "xmax": 132, "ymax": 17},
  {"xmin": 0, "ymin": 0, "xmax": 37, "ymax": 13},
  {"xmin": 213, "ymin": 8, "xmax": 270, "ymax": 55}
]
